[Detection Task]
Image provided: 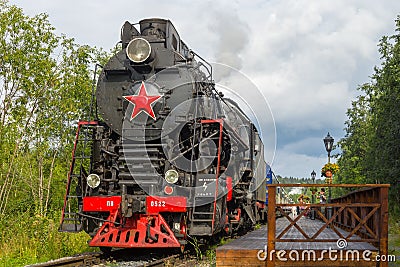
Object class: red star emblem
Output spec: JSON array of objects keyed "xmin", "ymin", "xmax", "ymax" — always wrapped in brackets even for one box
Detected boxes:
[{"xmin": 123, "ymin": 82, "xmax": 161, "ymax": 120}]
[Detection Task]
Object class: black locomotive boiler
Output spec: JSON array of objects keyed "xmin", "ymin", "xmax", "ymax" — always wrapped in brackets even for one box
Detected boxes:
[{"xmin": 60, "ymin": 18, "xmax": 268, "ymax": 251}]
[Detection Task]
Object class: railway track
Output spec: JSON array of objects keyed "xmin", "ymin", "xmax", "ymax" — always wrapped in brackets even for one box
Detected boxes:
[
  {"xmin": 24, "ymin": 251, "xmax": 196, "ymax": 267},
  {"xmin": 24, "ymin": 230, "xmax": 254, "ymax": 267},
  {"xmin": 110, "ymin": 249, "xmax": 197, "ymax": 267},
  {"xmin": 25, "ymin": 252, "xmax": 103, "ymax": 267}
]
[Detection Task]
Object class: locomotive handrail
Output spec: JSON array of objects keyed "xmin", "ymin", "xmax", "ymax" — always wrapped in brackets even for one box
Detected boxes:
[
  {"xmin": 190, "ymin": 49, "xmax": 213, "ymax": 82},
  {"xmin": 90, "ymin": 63, "xmax": 103, "ymax": 121},
  {"xmin": 266, "ymin": 183, "xmax": 390, "ymax": 267}
]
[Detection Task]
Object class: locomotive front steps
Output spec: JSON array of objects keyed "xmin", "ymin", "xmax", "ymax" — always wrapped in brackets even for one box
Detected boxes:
[{"xmin": 59, "ymin": 223, "xmax": 83, "ymax": 232}]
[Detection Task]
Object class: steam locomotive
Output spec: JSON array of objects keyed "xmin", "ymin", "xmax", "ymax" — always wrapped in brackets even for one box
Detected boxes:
[{"xmin": 59, "ymin": 18, "xmax": 267, "ymax": 252}]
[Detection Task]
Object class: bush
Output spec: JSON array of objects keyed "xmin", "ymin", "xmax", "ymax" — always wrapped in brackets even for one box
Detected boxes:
[{"xmin": 0, "ymin": 211, "xmax": 95, "ymax": 267}]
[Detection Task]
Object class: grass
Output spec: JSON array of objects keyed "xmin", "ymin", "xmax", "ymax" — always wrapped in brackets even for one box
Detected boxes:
[
  {"xmin": 0, "ymin": 211, "xmax": 96, "ymax": 267},
  {"xmin": 200, "ymin": 237, "xmax": 233, "ymax": 267},
  {"xmin": 388, "ymin": 217, "xmax": 400, "ymax": 257},
  {"xmin": 254, "ymin": 223, "xmax": 262, "ymax": 230},
  {"xmin": 185, "ymin": 234, "xmax": 235, "ymax": 267}
]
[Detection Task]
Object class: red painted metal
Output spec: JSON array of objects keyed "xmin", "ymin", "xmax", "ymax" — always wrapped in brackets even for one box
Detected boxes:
[
  {"xmin": 146, "ymin": 196, "xmax": 187, "ymax": 214},
  {"xmin": 89, "ymin": 213, "xmax": 181, "ymax": 248},
  {"xmin": 77, "ymin": 120, "xmax": 98, "ymax": 126},
  {"xmin": 60, "ymin": 121, "xmax": 98, "ymax": 226},
  {"xmin": 163, "ymin": 185, "xmax": 173, "ymax": 195},
  {"xmin": 226, "ymin": 176, "xmax": 233, "ymax": 201},
  {"xmin": 231, "ymin": 208, "xmax": 241, "ymax": 223},
  {"xmin": 256, "ymin": 201, "xmax": 266, "ymax": 210},
  {"xmin": 200, "ymin": 119, "xmax": 223, "ymax": 124},
  {"xmin": 224, "ymin": 207, "xmax": 230, "ymax": 234},
  {"xmin": 83, "ymin": 196, "xmax": 122, "ymax": 212}
]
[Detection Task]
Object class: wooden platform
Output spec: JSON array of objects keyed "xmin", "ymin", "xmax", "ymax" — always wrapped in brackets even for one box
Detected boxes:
[{"xmin": 216, "ymin": 217, "xmax": 378, "ymax": 267}]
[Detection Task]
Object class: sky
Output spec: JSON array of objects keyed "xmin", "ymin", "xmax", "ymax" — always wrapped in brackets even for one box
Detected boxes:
[{"xmin": 8, "ymin": 0, "xmax": 400, "ymax": 179}]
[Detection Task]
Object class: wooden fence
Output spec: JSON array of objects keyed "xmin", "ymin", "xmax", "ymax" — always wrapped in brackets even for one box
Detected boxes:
[{"xmin": 267, "ymin": 184, "xmax": 390, "ymax": 267}]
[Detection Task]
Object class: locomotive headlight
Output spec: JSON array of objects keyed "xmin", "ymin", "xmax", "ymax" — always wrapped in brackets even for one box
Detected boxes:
[
  {"xmin": 126, "ymin": 38, "xmax": 151, "ymax": 63},
  {"xmin": 86, "ymin": 174, "xmax": 100, "ymax": 189},
  {"xmin": 165, "ymin": 169, "xmax": 179, "ymax": 184}
]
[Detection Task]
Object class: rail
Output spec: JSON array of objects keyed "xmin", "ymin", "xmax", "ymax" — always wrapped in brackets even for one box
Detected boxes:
[
  {"xmin": 267, "ymin": 183, "xmax": 390, "ymax": 267},
  {"xmin": 25, "ymin": 252, "xmax": 102, "ymax": 267}
]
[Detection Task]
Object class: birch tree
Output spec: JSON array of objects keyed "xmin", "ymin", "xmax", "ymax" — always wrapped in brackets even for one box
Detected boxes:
[{"xmin": 0, "ymin": 0, "xmax": 105, "ymax": 216}]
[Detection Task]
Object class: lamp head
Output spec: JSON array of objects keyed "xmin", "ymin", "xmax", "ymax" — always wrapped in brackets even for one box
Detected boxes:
[
  {"xmin": 323, "ymin": 132, "xmax": 334, "ymax": 153},
  {"xmin": 311, "ymin": 170, "xmax": 316, "ymax": 180}
]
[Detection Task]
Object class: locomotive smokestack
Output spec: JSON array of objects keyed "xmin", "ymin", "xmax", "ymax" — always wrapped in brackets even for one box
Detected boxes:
[{"xmin": 139, "ymin": 18, "xmax": 167, "ymax": 37}]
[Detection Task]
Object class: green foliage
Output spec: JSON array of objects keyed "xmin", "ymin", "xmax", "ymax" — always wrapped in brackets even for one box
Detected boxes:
[
  {"xmin": 309, "ymin": 187, "xmax": 318, "ymax": 192},
  {"xmin": 321, "ymin": 163, "xmax": 339, "ymax": 177},
  {"xmin": 0, "ymin": 1, "xmax": 109, "ymax": 265},
  {"xmin": 0, "ymin": 0, "xmax": 102, "ymax": 216},
  {"xmin": 187, "ymin": 236, "xmax": 203, "ymax": 260},
  {"xmin": 338, "ymin": 15, "xmax": 400, "ymax": 217},
  {"xmin": 0, "ymin": 211, "xmax": 95, "ymax": 266},
  {"xmin": 205, "ymin": 248, "xmax": 216, "ymax": 267},
  {"xmin": 201, "ymin": 238, "xmax": 232, "ymax": 267}
]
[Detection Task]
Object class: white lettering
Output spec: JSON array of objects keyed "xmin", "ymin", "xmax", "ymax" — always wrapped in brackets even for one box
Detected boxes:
[
  {"xmin": 329, "ymin": 247, "xmax": 338, "ymax": 261},
  {"xmin": 288, "ymin": 250, "xmax": 299, "ymax": 261},
  {"xmin": 150, "ymin": 200, "xmax": 166, "ymax": 207},
  {"xmin": 277, "ymin": 250, "xmax": 287, "ymax": 261}
]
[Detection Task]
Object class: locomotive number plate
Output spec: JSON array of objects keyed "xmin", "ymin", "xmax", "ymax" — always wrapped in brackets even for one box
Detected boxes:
[
  {"xmin": 150, "ymin": 200, "xmax": 166, "ymax": 207},
  {"xmin": 146, "ymin": 196, "xmax": 187, "ymax": 214},
  {"xmin": 82, "ymin": 196, "xmax": 122, "ymax": 212}
]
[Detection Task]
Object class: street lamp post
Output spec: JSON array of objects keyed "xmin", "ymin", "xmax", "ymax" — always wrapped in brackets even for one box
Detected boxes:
[
  {"xmin": 323, "ymin": 132, "xmax": 334, "ymax": 164},
  {"xmin": 311, "ymin": 170, "xmax": 316, "ymax": 184},
  {"xmin": 323, "ymin": 132, "xmax": 334, "ymax": 221},
  {"xmin": 311, "ymin": 170, "xmax": 316, "ymax": 220}
]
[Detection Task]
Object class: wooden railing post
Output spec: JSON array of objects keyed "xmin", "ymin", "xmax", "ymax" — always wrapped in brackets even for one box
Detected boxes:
[
  {"xmin": 267, "ymin": 185, "xmax": 276, "ymax": 267},
  {"xmin": 379, "ymin": 186, "xmax": 389, "ymax": 267}
]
